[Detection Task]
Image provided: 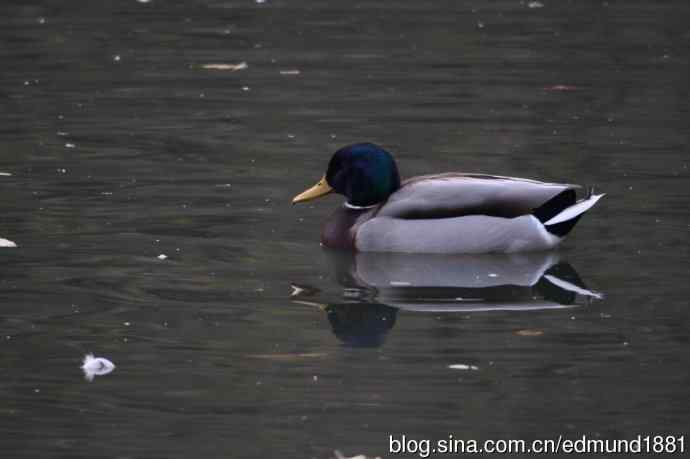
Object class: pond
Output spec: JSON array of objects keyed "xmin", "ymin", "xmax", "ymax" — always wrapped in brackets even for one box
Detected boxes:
[{"xmin": 0, "ymin": 0, "xmax": 688, "ymax": 458}]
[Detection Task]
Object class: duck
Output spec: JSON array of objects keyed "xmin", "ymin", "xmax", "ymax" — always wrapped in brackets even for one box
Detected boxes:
[{"xmin": 292, "ymin": 143, "xmax": 604, "ymax": 254}]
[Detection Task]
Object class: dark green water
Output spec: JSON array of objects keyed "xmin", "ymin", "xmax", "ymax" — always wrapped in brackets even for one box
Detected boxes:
[{"xmin": 1, "ymin": 1, "xmax": 688, "ymax": 458}]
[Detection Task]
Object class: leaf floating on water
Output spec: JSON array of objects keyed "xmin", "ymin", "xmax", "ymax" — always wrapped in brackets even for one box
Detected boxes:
[
  {"xmin": 81, "ymin": 354, "xmax": 115, "ymax": 381},
  {"xmin": 202, "ymin": 62, "xmax": 248, "ymax": 71},
  {"xmin": 448, "ymin": 364, "xmax": 479, "ymax": 371},
  {"xmin": 291, "ymin": 300, "xmax": 327, "ymax": 310},
  {"xmin": 247, "ymin": 352, "xmax": 328, "ymax": 361},
  {"xmin": 544, "ymin": 84, "xmax": 578, "ymax": 92},
  {"xmin": 514, "ymin": 329, "xmax": 544, "ymax": 337}
]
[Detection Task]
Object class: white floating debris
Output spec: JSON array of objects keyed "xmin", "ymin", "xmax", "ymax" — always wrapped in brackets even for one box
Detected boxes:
[
  {"xmin": 65, "ymin": 143, "xmax": 76, "ymax": 148},
  {"xmin": 0, "ymin": 172, "xmax": 12, "ymax": 176},
  {"xmin": 488, "ymin": 273, "xmax": 498, "ymax": 278},
  {"xmin": 0, "ymin": 238, "xmax": 17, "ymax": 248},
  {"xmin": 279, "ymin": 69, "xmax": 301, "ymax": 75},
  {"xmin": 81, "ymin": 354, "xmax": 115, "ymax": 381},
  {"xmin": 202, "ymin": 62, "xmax": 247, "ymax": 71},
  {"xmin": 389, "ymin": 281, "xmax": 411, "ymax": 286},
  {"xmin": 256, "ymin": 0, "xmax": 266, "ymax": 3},
  {"xmin": 137, "ymin": 0, "xmax": 151, "ymax": 3},
  {"xmin": 241, "ymin": 86, "xmax": 250, "ymax": 91},
  {"xmin": 113, "ymin": 55, "xmax": 121, "ymax": 62},
  {"xmin": 157, "ymin": 254, "xmax": 168, "ymax": 260},
  {"xmin": 334, "ymin": 450, "xmax": 381, "ymax": 459},
  {"xmin": 38, "ymin": 17, "xmax": 46, "ymax": 24},
  {"xmin": 528, "ymin": 1, "xmax": 544, "ymax": 8},
  {"xmin": 448, "ymin": 364, "xmax": 479, "ymax": 371}
]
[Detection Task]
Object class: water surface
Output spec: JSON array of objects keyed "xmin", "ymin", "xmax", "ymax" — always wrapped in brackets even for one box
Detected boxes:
[{"xmin": 1, "ymin": 0, "xmax": 689, "ymax": 458}]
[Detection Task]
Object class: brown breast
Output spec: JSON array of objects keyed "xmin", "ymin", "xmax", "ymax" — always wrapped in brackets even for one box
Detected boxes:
[{"xmin": 321, "ymin": 206, "xmax": 376, "ymax": 250}]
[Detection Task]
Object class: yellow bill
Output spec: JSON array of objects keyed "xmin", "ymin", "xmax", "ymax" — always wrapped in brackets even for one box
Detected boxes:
[{"xmin": 292, "ymin": 175, "xmax": 333, "ymax": 204}]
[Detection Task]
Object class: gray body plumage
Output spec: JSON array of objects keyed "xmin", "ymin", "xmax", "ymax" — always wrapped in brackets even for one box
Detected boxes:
[
  {"xmin": 356, "ymin": 213, "xmax": 559, "ymax": 253},
  {"xmin": 319, "ymin": 173, "xmax": 600, "ymax": 254},
  {"xmin": 377, "ymin": 173, "xmax": 576, "ymax": 219},
  {"xmin": 354, "ymin": 174, "xmax": 577, "ymax": 253}
]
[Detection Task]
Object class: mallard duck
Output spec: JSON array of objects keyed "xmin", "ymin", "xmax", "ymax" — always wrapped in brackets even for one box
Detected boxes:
[{"xmin": 292, "ymin": 143, "xmax": 604, "ymax": 253}]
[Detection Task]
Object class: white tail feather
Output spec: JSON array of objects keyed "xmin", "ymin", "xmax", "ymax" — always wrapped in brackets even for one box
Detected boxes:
[{"xmin": 545, "ymin": 194, "xmax": 605, "ymax": 226}]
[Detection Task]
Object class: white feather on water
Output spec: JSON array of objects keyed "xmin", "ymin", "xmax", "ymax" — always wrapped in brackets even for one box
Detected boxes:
[
  {"xmin": 448, "ymin": 364, "xmax": 479, "ymax": 371},
  {"xmin": 81, "ymin": 354, "xmax": 115, "ymax": 381},
  {"xmin": 0, "ymin": 237, "xmax": 17, "ymax": 247}
]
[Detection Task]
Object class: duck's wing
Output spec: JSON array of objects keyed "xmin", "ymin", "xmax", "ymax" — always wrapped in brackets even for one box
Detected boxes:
[{"xmin": 376, "ymin": 173, "xmax": 579, "ymax": 219}]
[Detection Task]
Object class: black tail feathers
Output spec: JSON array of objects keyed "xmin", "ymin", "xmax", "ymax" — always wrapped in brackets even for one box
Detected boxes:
[{"xmin": 533, "ymin": 189, "xmax": 581, "ymax": 237}]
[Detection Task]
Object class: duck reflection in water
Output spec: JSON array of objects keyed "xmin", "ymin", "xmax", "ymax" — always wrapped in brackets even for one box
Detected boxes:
[{"xmin": 292, "ymin": 250, "xmax": 602, "ymax": 347}]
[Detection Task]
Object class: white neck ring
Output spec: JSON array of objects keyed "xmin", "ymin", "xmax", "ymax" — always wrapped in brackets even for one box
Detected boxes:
[{"xmin": 344, "ymin": 202, "xmax": 378, "ymax": 210}]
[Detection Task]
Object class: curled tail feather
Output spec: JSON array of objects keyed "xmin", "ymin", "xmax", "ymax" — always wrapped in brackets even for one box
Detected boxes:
[{"xmin": 533, "ymin": 189, "xmax": 605, "ymax": 237}]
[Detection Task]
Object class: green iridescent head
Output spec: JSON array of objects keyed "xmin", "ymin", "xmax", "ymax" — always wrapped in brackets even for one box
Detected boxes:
[
  {"xmin": 325, "ymin": 143, "xmax": 401, "ymax": 207},
  {"xmin": 292, "ymin": 143, "xmax": 401, "ymax": 207}
]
